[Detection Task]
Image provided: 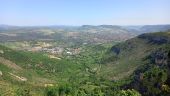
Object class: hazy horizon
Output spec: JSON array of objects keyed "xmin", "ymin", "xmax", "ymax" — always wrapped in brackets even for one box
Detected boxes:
[
  {"xmin": 1, "ymin": 0, "xmax": 170, "ymax": 26},
  {"xmin": 1, "ymin": 24, "xmax": 170, "ymax": 27}
]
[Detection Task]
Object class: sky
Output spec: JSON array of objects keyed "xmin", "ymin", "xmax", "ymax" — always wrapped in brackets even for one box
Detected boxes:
[{"xmin": 0, "ymin": 0, "xmax": 170, "ymax": 26}]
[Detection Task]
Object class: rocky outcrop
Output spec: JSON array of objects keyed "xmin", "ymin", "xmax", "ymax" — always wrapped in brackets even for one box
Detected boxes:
[
  {"xmin": 138, "ymin": 34, "xmax": 170, "ymax": 44},
  {"xmin": 111, "ymin": 46, "xmax": 120, "ymax": 55},
  {"xmin": 0, "ymin": 71, "xmax": 2, "ymax": 76},
  {"xmin": 9, "ymin": 72, "xmax": 27, "ymax": 81},
  {"xmin": 0, "ymin": 50, "xmax": 4, "ymax": 54},
  {"xmin": 149, "ymin": 49, "xmax": 168, "ymax": 66}
]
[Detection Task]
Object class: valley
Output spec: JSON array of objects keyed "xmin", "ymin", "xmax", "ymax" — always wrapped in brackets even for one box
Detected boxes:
[
  {"xmin": 1, "ymin": 0, "xmax": 170, "ymax": 95},
  {"xmin": 0, "ymin": 25, "xmax": 170, "ymax": 96}
]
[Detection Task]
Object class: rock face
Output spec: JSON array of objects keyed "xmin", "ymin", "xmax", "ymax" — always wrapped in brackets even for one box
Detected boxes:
[
  {"xmin": 149, "ymin": 50, "xmax": 168, "ymax": 66},
  {"xmin": 9, "ymin": 72, "xmax": 27, "ymax": 81},
  {"xmin": 111, "ymin": 46, "xmax": 120, "ymax": 55},
  {"xmin": 0, "ymin": 50, "xmax": 4, "ymax": 54},
  {"xmin": 0, "ymin": 71, "xmax": 2, "ymax": 76},
  {"xmin": 138, "ymin": 34, "xmax": 169, "ymax": 45},
  {"xmin": 167, "ymin": 51, "xmax": 170, "ymax": 70}
]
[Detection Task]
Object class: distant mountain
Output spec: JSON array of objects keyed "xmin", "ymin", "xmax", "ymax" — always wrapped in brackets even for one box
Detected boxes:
[
  {"xmin": 140, "ymin": 25, "xmax": 170, "ymax": 33},
  {"xmin": 80, "ymin": 25, "xmax": 130, "ymax": 33},
  {"xmin": 123, "ymin": 25, "xmax": 170, "ymax": 34},
  {"xmin": 0, "ymin": 25, "xmax": 20, "ymax": 31},
  {"xmin": 0, "ymin": 24, "xmax": 170, "ymax": 43},
  {"xmin": 1, "ymin": 24, "xmax": 170, "ymax": 33},
  {"xmin": 0, "ymin": 25, "xmax": 135, "ymax": 42}
]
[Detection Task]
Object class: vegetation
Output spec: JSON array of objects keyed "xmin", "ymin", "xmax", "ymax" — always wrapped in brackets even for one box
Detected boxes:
[{"xmin": 0, "ymin": 31, "xmax": 170, "ymax": 95}]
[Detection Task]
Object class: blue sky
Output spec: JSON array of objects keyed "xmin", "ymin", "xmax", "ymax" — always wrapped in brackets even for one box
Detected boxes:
[{"xmin": 0, "ymin": 0, "xmax": 170, "ymax": 26}]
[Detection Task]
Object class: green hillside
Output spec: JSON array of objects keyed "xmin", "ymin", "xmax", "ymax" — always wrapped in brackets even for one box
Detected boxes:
[
  {"xmin": 0, "ymin": 44, "xmax": 83, "ymax": 95},
  {"xmin": 0, "ymin": 31, "xmax": 170, "ymax": 96},
  {"xmin": 105, "ymin": 31, "xmax": 170, "ymax": 95}
]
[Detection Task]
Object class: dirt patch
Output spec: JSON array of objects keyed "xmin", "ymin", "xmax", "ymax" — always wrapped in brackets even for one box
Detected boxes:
[
  {"xmin": 9, "ymin": 72, "xmax": 27, "ymax": 81},
  {"xmin": 0, "ymin": 57, "xmax": 22, "ymax": 70}
]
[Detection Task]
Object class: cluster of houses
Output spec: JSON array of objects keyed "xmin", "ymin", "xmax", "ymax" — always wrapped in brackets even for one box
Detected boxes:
[
  {"xmin": 23, "ymin": 42, "xmax": 82, "ymax": 56},
  {"xmin": 42, "ymin": 47, "xmax": 64, "ymax": 55},
  {"xmin": 65, "ymin": 47, "xmax": 81, "ymax": 55}
]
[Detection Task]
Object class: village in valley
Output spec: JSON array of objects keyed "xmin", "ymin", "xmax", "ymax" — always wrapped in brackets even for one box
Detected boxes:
[{"xmin": 1, "ymin": 41, "xmax": 82, "ymax": 60}]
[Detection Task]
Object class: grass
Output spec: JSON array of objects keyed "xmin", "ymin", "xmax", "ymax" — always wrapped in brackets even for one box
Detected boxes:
[{"xmin": 0, "ymin": 31, "xmax": 170, "ymax": 95}]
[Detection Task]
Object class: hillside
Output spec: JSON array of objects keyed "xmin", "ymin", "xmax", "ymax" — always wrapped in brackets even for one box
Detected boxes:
[
  {"xmin": 100, "ymin": 32, "xmax": 169, "ymax": 80},
  {"xmin": 105, "ymin": 31, "xmax": 170, "ymax": 95},
  {"xmin": 0, "ymin": 31, "xmax": 170, "ymax": 96},
  {"xmin": 0, "ymin": 44, "xmax": 84, "ymax": 95}
]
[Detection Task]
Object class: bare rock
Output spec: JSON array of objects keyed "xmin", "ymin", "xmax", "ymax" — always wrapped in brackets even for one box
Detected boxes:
[{"xmin": 0, "ymin": 71, "xmax": 2, "ymax": 76}]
